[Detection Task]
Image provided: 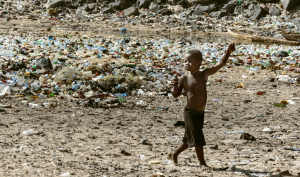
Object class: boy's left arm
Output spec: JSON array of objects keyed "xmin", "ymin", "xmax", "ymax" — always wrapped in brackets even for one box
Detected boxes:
[{"xmin": 204, "ymin": 43, "xmax": 235, "ymax": 77}]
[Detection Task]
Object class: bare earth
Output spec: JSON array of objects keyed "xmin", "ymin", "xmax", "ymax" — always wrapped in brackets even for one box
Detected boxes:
[
  {"xmin": 0, "ymin": 17, "xmax": 300, "ymax": 177},
  {"xmin": 1, "ymin": 67, "xmax": 300, "ymax": 176}
]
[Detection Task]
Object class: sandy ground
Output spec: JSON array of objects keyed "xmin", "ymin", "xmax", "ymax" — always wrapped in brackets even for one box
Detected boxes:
[
  {"xmin": 1, "ymin": 67, "xmax": 300, "ymax": 177},
  {"xmin": 0, "ymin": 16, "xmax": 300, "ymax": 177},
  {"xmin": 0, "ymin": 17, "xmax": 265, "ymax": 45}
]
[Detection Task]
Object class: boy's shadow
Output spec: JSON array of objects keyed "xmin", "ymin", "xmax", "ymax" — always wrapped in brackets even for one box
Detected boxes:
[{"xmin": 211, "ymin": 166, "xmax": 297, "ymax": 177}]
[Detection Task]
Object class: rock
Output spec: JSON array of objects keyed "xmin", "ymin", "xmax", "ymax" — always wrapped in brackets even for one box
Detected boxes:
[
  {"xmin": 222, "ymin": 1, "xmax": 238, "ymax": 14},
  {"xmin": 280, "ymin": 0, "xmax": 298, "ymax": 10},
  {"xmin": 241, "ymin": 1, "xmax": 251, "ymax": 9},
  {"xmin": 54, "ymin": 67, "xmax": 83, "ymax": 82},
  {"xmin": 210, "ymin": 10, "xmax": 227, "ymax": 19},
  {"xmin": 293, "ymin": 18, "xmax": 300, "ymax": 26},
  {"xmin": 248, "ymin": 4, "xmax": 267, "ymax": 20},
  {"xmin": 221, "ymin": 16, "xmax": 233, "ymax": 21},
  {"xmin": 109, "ymin": 1, "xmax": 120, "ymax": 9},
  {"xmin": 179, "ymin": 9, "xmax": 193, "ymax": 17},
  {"xmin": 179, "ymin": 0, "xmax": 190, "ymax": 8},
  {"xmin": 174, "ymin": 121, "xmax": 185, "ymax": 127},
  {"xmin": 257, "ymin": 0, "xmax": 278, "ymax": 2},
  {"xmin": 158, "ymin": 8, "xmax": 173, "ymax": 16},
  {"xmin": 25, "ymin": 166, "xmax": 37, "ymax": 174},
  {"xmin": 47, "ymin": 0, "xmax": 65, "ymax": 8},
  {"xmin": 269, "ymin": 6, "xmax": 281, "ymax": 16},
  {"xmin": 210, "ymin": 145, "xmax": 218, "ymax": 149},
  {"xmin": 276, "ymin": 51, "xmax": 289, "ymax": 57},
  {"xmin": 234, "ymin": 6, "xmax": 245, "ymax": 15},
  {"xmin": 141, "ymin": 137, "xmax": 151, "ymax": 145},
  {"xmin": 272, "ymin": 84, "xmax": 277, "ymax": 87},
  {"xmin": 102, "ymin": 7, "xmax": 114, "ymax": 14},
  {"xmin": 196, "ymin": 3, "xmax": 216, "ymax": 12},
  {"xmin": 78, "ymin": 0, "xmax": 86, "ymax": 5},
  {"xmin": 139, "ymin": 0, "xmax": 152, "ymax": 9},
  {"xmin": 124, "ymin": 7, "xmax": 139, "ymax": 16},
  {"xmin": 34, "ymin": 1, "xmax": 41, "ymax": 5},
  {"xmin": 174, "ymin": 5, "xmax": 184, "ymax": 14},
  {"xmin": 66, "ymin": 2, "xmax": 79, "ymax": 9},
  {"xmin": 109, "ymin": 0, "xmax": 134, "ymax": 10},
  {"xmin": 192, "ymin": 9, "xmax": 203, "ymax": 16},
  {"xmin": 8, "ymin": 61, "xmax": 27, "ymax": 71},
  {"xmin": 121, "ymin": 149, "xmax": 131, "ymax": 156},
  {"xmin": 240, "ymin": 133, "xmax": 256, "ymax": 141},
  {"xmin": 169, "ymin": 0, "xmax": 181, "ymax": 5},
  {"xmin": 86, "ymin": 0, "xmax": 96, "ymax": 3},
  {"xmin": 189, "ymin": 0, "xmax": 212, "ymax": 5},
  {"xmin": 149, "ymin": 3, "xmax": 159, "ymax": 12},
  {"xmin": 281, "ymin": 10, "xmax": 290, "ymax": 17},
  {"xmin": 87, "ymin": 3, "xmax": 97, "ymax": 11},
  {"xmin": 279, "ymin": 171, "xmax": 293, "ymax": 176},
  {"xmin": 76, "ymin": 5, "xmax": 88, "ymax": 15},
  {"xmin": 36, "ymin": 58, "xmax": 53, "ymax": 70},
  {"xmin": 58, "ymin": 148, "xmax": 69, "ymax": 152},
  {"xmin": 260, "ymin": 4, "xmax": 269, "ymax": 12}
]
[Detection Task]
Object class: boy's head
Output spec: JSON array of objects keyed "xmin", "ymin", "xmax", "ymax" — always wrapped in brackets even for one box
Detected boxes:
[{"xmin": 184, "ymin": 50, "xmax": 203, "ymax": 72}]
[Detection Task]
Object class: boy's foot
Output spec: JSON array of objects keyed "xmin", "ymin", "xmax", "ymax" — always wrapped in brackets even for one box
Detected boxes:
[
  {"xmin": 200, "ymin": 163, "xmax": 210, "ymax": 171},
  {"xmin": 168, "ymin": 152, "xmax": 178, "ymax": 166}
]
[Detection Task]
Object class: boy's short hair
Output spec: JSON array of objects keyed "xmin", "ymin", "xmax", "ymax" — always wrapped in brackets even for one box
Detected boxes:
[{"xmin": 187, "ymin": 50, "xmax": 203, "ymax": 61}]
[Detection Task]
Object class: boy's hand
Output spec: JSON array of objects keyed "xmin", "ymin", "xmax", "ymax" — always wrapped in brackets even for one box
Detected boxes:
[
  {"xmin": 227, "ymin": 43, "xmax": 236, "ymax": 54},
  {"xmin": 170, "ymin": 75, "xmax": 179, "ymax": 88}
]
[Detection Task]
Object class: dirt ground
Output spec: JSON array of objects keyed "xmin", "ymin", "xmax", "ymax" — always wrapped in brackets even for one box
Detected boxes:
[
  {"xmin": 1, "ymin": 17, "xmax": 300, "ymax": 177},
  {"xmin": 1, "ymin": 67, "xmax": 300, "ymax": 177}
]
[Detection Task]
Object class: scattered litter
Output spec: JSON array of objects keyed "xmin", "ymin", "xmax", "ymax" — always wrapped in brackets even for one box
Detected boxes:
[
  {"xmin": 229, "ymin": 159, "xmax": 251, "ymax": 166},
  {"xmin": 22, "ymin": 129, "xmax": 34, "ymax": 136},
  {"xmin": 60, "ymin": 172, "xmax": 71, "ymax": 176},
  {"xmin": 140, "ymin": 155, "xmax": 146, "ymax": 161},
  {"xmin": 224, "ymin": 130, "xmax": 245, "ymax": 134},
  {"xmin": 262, "ymin": 127, "xmax": 271, "ymax": 132},
  {"xmin": 148, "ymin": 160, "xmax": 162, "ymax": 165},
  {"xmin": 283, "ymin": 147, "xmax": 300, "ymax": 151}
]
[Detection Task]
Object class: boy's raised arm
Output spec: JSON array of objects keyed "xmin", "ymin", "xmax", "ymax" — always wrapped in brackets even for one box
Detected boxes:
[{"xmin": 204, "ymin": 43, "xmax": 236, "ymax": 77}]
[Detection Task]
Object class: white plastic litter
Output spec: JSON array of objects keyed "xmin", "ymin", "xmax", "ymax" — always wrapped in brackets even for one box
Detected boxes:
[
  {"xmin": 229, "ymin": 159, "xmax": 251, "ymax": 166},
  {"xmin": 0, "ymin": 85, "xmax": 11, "ymax": 96},
  {"xmin": 262, "ymin": 127, "xmax": 271, "ymax": 132},
  {"xmin": 60, "ymin": 172, "xmax": 71, "ymax": 176},
  {"xmin": 287, "ymin": 100, "xmax": 296, "ymax": 104},
  {"xmin": 22, "ymin": 129, "xmax": 34, "ymax": 135},
  {"xmin": 140, "ymin": 155, "xmax": 146, "ymax": 161}
]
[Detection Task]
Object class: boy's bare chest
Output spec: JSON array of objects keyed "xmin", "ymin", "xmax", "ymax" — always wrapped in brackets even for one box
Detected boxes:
[{"xmin": 185, "ymin": 76, "xmax": 206, "ymax": 90}]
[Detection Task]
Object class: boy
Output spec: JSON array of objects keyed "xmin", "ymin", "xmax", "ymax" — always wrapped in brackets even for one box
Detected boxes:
[{"xmin": 169, "ymin": 43, "xmax": 236, "ymax": 170}]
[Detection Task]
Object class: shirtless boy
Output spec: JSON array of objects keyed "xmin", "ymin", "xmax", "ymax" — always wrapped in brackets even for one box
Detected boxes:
[{"xmin": 169, "ymin": 43, "xmax": 236, "ymax": 170}]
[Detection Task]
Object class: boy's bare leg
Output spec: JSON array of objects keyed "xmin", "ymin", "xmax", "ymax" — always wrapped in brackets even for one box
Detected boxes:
[
  {"xmin": 195, "ymin": 146, "xmax": 210, "ymax": 170},
  {"xmin": 168, "ymin": 143, "xmax": 188, "ymax": 165}
]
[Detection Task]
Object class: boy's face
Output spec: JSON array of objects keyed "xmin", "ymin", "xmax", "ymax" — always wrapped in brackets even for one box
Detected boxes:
[{"xmin": 184, "ymin": 54, "xmax": 202, "ymax": 72}]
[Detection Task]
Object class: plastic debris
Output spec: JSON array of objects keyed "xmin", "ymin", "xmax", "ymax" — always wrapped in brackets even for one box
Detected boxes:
[
  {"xmin": 0, "ymin": 85, "xmax": 11, "ymax": 96},
  {"xmin": 140, "ymin": 155, "xmax": 146, "ymax": 161},
  {"xmin": 22, "ymin": 129, "xmax": 34, "ymax": 135},
  {"xmin": 229, "ymin": 159, "xmax": 251, "ymax": 166},
  {"xmin": 224, "ymin": 130, "xmax": 245, "ymax": 134},
  {"xmin": 262, "ymin": 127, "xmax": 271, "ymax": 132},
  {"xmin": 60, "ymin": 172, "xmax": 71, "ymax": 177}
]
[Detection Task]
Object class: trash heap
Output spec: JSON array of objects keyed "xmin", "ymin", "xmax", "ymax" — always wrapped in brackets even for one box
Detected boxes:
[
  {"xmin": 1, "ymin": 0, "xmax": 300, "ymax": 38},
  {"xmin": 0, "ymin": 30, "xmax": 300, "ymax": 108}
]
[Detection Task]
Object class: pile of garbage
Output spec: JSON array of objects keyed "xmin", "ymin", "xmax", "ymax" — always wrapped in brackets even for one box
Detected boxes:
[
  {"xmin": 0, "ymin": 30, "xmax": 300, "ymax": 108},
  {"xmin": 1, "ymin": 0, "xmax": 300, "ymax": 38}
]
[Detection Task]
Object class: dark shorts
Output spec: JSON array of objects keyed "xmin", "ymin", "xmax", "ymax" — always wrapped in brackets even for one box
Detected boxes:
[{"xmin": 182, "ymin": 108, "xmax": 206, "ymax": 148}]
